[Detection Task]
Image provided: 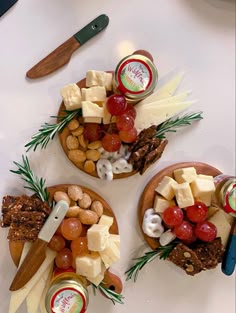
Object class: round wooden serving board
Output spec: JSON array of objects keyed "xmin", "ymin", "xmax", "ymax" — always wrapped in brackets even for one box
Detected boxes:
[
  {"xmin": 58, "ymin": 72, "xmax": 137, "ymax": 179},
  {"xmin": 9, "ymin": 184, "xmax": 119, "ymax": 267},
  {"xmin": 138, "ymin": 162, "xmax": 222, "ymax": 250}
]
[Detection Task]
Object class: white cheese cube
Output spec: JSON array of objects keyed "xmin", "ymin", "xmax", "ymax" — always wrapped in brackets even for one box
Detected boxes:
[
  {"xmin": 82, "ymin": 86, "xmax": 106, "ymax": 102},
  {"xmin": 82, "ymin": 101, "xmax": 104, "ymax": 118},
  {"xmin": 83, "ymin": 117, "xmax": 102, "ymax": 123},
  {"xmin": 155, "ymin": 176, "xmax": 178, "ymax": 200},
  {"xmin": 87, "ymin": 224, "xmax": 109, "ymax": 252},
  {"xmin": 103, "ymin": 102, "xmax": 116, "ymax": 124},
  {"xmin": 99, "ymin": 239, "xmax": 120, "ymax": 268},
  {"xmin": 60, "ymin": 83, "xmax": 82, "ymax": 110},
  {"xmin": 174, "ymin": 182, "xmax": 194, "ymax": 208},
  {"xmin": 86, "ymin": 70, "xmax": 113, "ymax": 91},
  {"xmin": 153, "ymin": 195, "xmax": 176, "ymax": 213},
  {"xmin": 208, "ymin": 210, "xmax": 231, "ymax": 246},
  {"xmin": 191, "ymin": 178, "xmax": 216, "ymax": 206},
  {"xmin": 173, "ymin": 167, "xmax": 197, "ymax": 183},
  {"xmin": 197, "ymin": 174, "xmax": 214, "ymax": 182},
  {"xmin": 98, "ymin": 214, "xmax": 114, "ymax": 229},
  {"xmin": 76, "ymin": 253, "xmax": 101, "ymax": 278},
  {"xmin": 86, "ymin": 264, "xmax": 106, "ymax": 286},
  {"xmin": 109, "ymin": 234, "xmax": 120, "ymax": 248}
]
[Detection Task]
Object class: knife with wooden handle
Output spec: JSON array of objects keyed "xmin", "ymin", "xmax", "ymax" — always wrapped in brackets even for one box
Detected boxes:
[
  {"xmin": 26, "ymin": 14, "xmax": 109, "ymax": 79},
  {"xmin": 9, "ymin": 200, "xmax": 69, "ymax": 291}
]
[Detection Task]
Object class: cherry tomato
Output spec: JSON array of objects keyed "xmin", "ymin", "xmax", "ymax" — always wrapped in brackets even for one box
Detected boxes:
[
  {"xmin": 194, "ymin": 221, "xmax": 217, "ymax": 242},
  {"xmin": 162, "ymin": 206, "xmax": 184, "ymax": 227},
  {"xmin": 174, "ymin": 221, "xmax": 194, "ymax": 240},
  {"xmin": 186, "ymin": 202, "xmax": 208, "ymax": 223}
]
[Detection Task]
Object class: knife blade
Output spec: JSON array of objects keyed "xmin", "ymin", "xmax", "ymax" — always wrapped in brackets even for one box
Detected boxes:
[
  {"xmin": 26, "ymin": 14, "xmax": 109, "ymax": 79},
  {"xmin": 0, "ymin": 0, "xmax": 18, "ymax": 17},
  {"xmin": 9, "ymin": 200, "xmax": 69, "ymax": 291}
]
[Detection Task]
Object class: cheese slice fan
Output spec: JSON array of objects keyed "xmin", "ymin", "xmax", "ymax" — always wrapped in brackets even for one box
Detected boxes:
[
  {"xmin": 9, "ymin": 200, "xmax": 69, "ymax": 291},
  {"xmin": 26, "ymin": 14, "xmax": 109, "ymax": 79}
]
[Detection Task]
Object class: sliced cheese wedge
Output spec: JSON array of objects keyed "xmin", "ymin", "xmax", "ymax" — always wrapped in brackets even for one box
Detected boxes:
[
  {"xmin": 8, "ymin": 248, "xmax": 56, "ymax": 313},
  {"xmin": 134, "ymin": 100, "xmax": 194, "ymax": 132},
  {"xmin": 208, "ymin": 210, "xmax": 231, "ymax": 247},
  {"xmin": 137, "ymin": 72, "xmax": 185, "ymax": 105},
  {"xmin": 26, "ymin": 262, "xmax": 54, "ymax": 313}
]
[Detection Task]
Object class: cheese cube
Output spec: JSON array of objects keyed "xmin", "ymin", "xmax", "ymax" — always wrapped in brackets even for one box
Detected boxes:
[
  {"xmin": 173, "ymin": 167, "xmax": 197, "ymax": 183},
  {"xmin": 87, "ymin": 224, "xmax": 109, "ymax": 252},
  {"xmin": 83, "ymin": 117, "xmax": 102, "ymax": 123},
  {"xmin": 82, "ymin": 86, "xmax": 106, "ymax": 102},
  {"xmin": 98, "ymin": 214, "xmax": 114, "ymax": 229},
  {"xmin": 82, "ymin": 101, "xmax": 104, "ymax": 118},
  {"xmin": 191, "ymin": 178, "xmax": 216, "ymax": 206},
  {"xmin": 99, "ymin": 239, "xmax": 120, "ymax": 268},
  {"xmin": 76, "ymin": 253, "xmax": 101, "ymax": 278},
  {"xmin": 103, "ymin": 103, "xmax": 116, "ymax": 124},
  {"xmin": 109, "ymin": 234, "xmax": 120, "ymax": 248},
  {"xmin": 155, "ymin": 176, "xmax": 178, "ymax": 200},
  {"xmin": 174, "ymin": 182, "xmax": 194, "ymax": 208},
  {"xmin": 87, "ymin": 264, "xmax": 106, "ymax": 286},
  {"xmin": 153, "ymin": 195, "xmax": 176, "ymax": 213},
  {"xmin": 197, "ymin": 174, "xmax": 214, "ymax": 181},
  {"xmin": 208, "ymin": 210, "xmax": 231, "ymax": 246},
  {"xmin": 86, "ymin": 70, "xmax": 113, "ymax": 91},
  {"xmin": 60, "ymin": 83, "xmax": 82, "ymax": 110}
]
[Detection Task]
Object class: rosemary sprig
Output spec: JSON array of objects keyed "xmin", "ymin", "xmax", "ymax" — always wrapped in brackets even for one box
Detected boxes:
[
  {"xmin": 92, "ymin": 283, "xmax": 124, "ymax": 305},
  {"xmin": 125, "ymin": 242, "xmax": 177, "ymax": 282},
  {"xmin": 25, "ymin": 109, "xmax": 82, "ymax": 151},
  {"xmin": 10, "ymin": 155, "xmax": 49, "ymax": 203},
  {"xmin": 156, "ymin": 111, "xmax": 203, "ymax": 139}
]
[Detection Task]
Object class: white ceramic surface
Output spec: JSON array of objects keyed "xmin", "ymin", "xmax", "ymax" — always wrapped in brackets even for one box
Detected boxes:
[{"xmin": 0, "ymin": 0, "xmax": 235, "ymax": 313}]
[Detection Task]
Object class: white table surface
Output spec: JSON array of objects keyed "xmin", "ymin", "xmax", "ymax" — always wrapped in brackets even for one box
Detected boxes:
[{"xmin": 0, "ymin": 0, "xmax": 235, "ymax": 312}]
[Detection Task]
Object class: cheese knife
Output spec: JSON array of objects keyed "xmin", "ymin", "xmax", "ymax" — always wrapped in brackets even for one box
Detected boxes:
[
  {"xmin": 0, "ymin": 0, "xmax": 18, "ymax": 17},
  {"xmin": 26, "ymin": 14, "xmax": 109, "ymax": 79},
  {"xmin": 221, "ymin": 219, "xmax": 236, "ymax": 276},
  {"xmin": 9, "ymin": 200, "xmax": 69, "ymax": 291}
]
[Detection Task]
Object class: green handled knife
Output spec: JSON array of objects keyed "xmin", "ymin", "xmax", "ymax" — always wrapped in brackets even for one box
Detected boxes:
[{"xmin": 26, "ymin": 14, "xmax": 109, "ymax": 79}]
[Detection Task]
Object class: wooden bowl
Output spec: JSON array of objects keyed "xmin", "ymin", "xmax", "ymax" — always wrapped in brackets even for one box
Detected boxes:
[
  {"xmin": 57, "ymin": 73, "xmax": 137, "ymax": 179},
  {"xmin": 138, "ymin": 162, "xmax": 222, "ymax": 250},
  {"xmin": 9, "ymin": 184, "xmax": 119, "ymax": 266}
]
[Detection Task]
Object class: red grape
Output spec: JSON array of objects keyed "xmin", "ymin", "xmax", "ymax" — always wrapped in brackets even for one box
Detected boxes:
[
  {"xmin": 162, "ymin": 206, "xmax": 184, "ymax": 227},
  {"xmin": 61, "ymin": 218, "xmax": 82, "ymax": 241},
  {"xmin": 116, "ymin": 114, "xmax": 134, "ymax": 131},
  {"xmin": 48, "ymin": 234, "xmax": 66, "ymax": 252},
  {"xmin": 119, "ymin": 127, "xmax": 137, "ymax": 143},
  {"xmin": 124, "ymin": 103, "xmax": 136, "ymax": 119},
  {"xmin": 101, "ymin": 133, "xmax": 121, "ymax": 152},
  {"xmin": 174, "ymin": 221, "xmax": 194, "ymax": 240},
  {"xmin": 55, "ymin": 248, "xmax": 73, "ymax": 269},
  {"xmin": 194, "ymin": 221, "xmax": 217, "ymax": 242},
  {"xmin": 84, "ymin": 123, "xmax": 102, "ymax": 141},
  {"xmin": 106, "ymin": 94, "xmax": 127, "ymax": 116},
  {"xmin": 71, "ymin": 237, "xmax": 89, "ymax": 257},
  {"xmin": 186, "ymin": 202, "xmax": 208, "ymax": 223}
]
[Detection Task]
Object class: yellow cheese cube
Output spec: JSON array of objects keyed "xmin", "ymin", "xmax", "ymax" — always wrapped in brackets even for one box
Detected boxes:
[
  {"xmin": 174, "ymin": 182, "xmax": 194, "ymax": 208},
  {"xmin": 76, "ymin": 253, "xmax": 101, "ymax": 278},
  {"xmin": 173, "ymin": 167, "xmax": 197, "ymax": 183},
  {"xmin": 87, "ymin": 224, "xmax": 110, "ymax": 252},
  {"xmin": 99, "ymin": 239, "xmax": 120, "ymax": 268},
  {"xmin": 98, "ymin": 214, "xmax": 114, "ymax": 229},
  {"xmin": 153, "ymin": 195, "xmax": 176, "ymax": 213},
  {"xmin": 83, "ymin": 117, "xmax": 102, "ymax": 123},
  {"xmin": 86, "ymin": 70, "xmax": 113, "ymax": 91},
  {"xmin": 191, "ymin": 178, "xmax": 216, "ymax": 206},
  {"xmin": 197, "ymin": 174, "xmax": 214, "ymax": 181},
  {"xmin": 87, "ymin": 264, "xmax": 106, "ymax": 286},
  {"xmin": 60, "ymin": 83, "xmax": 82, "ymax": 110},
  {"xmin": 208, "ymin": 210, "xmax": 231, "ymax": 246},
  {"xmin": 82, "ymin": 86, "xmax": 106, "ymax": 102},
  {"xmin": 82, "ymin": 101, "xmax": 104, "ymax": 118},
  {"xmin": 109, "ymin": 234, "xmax": 120, "ymax": 248},
  {"xmin": 155, "ymin": 176, "xmax": 178, "ymax": 200}
]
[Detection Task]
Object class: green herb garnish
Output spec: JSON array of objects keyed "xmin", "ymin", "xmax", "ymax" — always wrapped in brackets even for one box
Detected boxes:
[
  {"xmin": 25, "ymin": 109, "xmax": 82, "ymax": 151},
  {"xmin": 125, "ymin": 242, "xmax": 177, "ymax": 282},
  {"xmin": 10, "ymin": 155, "xmax": 49, "ymax": 203},
  {"xmin": 92, "ymin": 283, "xmax": 124, "ymax": 305},
  {"xmin": 156, "ymin": 112, "xmax": 203, "ymax": 139}
]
